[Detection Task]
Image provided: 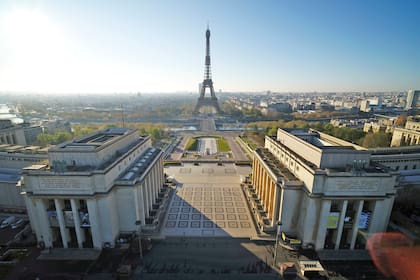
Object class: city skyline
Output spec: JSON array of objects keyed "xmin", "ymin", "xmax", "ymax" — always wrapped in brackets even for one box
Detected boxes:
[{"xmin": 0, "ymin": 0, "xmax": 419, "ymax": 94}]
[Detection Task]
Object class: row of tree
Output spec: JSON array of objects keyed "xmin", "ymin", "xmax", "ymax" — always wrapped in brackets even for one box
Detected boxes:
[
  {"xmin": 36, "ymin": 123, "xmax": 167, "ymax": 146},
  {"xmin": 245, "ymin": 120, "xmax": 393, "ymax": 148}
]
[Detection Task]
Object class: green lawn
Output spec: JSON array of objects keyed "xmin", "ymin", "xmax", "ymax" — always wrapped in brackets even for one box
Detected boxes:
[
  {"xmin": 217, "ymin": 137, "xmax": 231, "ymax": 152},
  {"xmin": 185, "ymin": 137, "xmax": 198, "ymax": 151},
  {"xmin": 240, "ymin": 136, "xmax": 257, "ymax": 150}
]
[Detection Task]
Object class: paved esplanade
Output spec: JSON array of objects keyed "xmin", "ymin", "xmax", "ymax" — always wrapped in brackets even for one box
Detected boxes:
[
  {"xmin": 163, "ymin": 163, "xmax": 257, "ymax": 238},
  {"xmin": 198, "ymin": 137, "xmax": 217, "ymax": 155},
  {"xmin": 199, "ymin": 118, "xmax": 216, "ymax": 131}
]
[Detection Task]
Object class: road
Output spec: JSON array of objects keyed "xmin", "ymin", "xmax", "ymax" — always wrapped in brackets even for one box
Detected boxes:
[
  {"xmin": 199, "ymin": 118, "xmax": 216, "ymax": 132},
  {"xmin": 226, "ymin": 136, "xmax": 249, "ymax": 161}
]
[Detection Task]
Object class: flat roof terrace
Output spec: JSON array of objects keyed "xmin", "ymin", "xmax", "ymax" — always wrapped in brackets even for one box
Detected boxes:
[
  {"xmin": 0, "ymin": 144, "xmax": 48, "ymax": 154},
  {"xmin": 56, "ymin": 128, "xmax": 134, "ymax": 150},
  {"xmin": 255, "ymin": 148, "xmax": 300, "ymax": 183},
  {"xmin": 266, "ymin": 136, "xmax": 318, "ymax": 170},
  {"xmin": 284, "ymin": 129, "xmax": 356, "ymax": 149},
  {"xmin": 116, "ymin": 147, "xmax": 162, "ymax": 184}
]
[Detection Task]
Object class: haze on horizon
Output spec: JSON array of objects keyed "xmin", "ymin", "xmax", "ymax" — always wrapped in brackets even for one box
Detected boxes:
[{"xmin": 0, "ymin": 0, "xmax": 419, "ymax": 94}]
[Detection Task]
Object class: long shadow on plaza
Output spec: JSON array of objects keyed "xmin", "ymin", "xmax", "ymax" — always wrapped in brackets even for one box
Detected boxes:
[
  {"xmin": 141, "ymin": 237, "xmax": 275, "ymax": 277},
  {"xmin": 163, "ymin": 166, "xmax": 256, "ymax": 238},
  {"xmin": 146, "ymin": 170, "xmax": 278, "ymax": 278},
  {"xmin": 4, "ymin": 248, "xmax": 93, "ymax": 280}
]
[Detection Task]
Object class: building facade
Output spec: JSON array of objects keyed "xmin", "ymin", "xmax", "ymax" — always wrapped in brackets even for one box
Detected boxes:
[
  {"xmin": 0, "ymin": 145, "xmax": 48, "ymax": 210},
  {"xmin": 21, "ymin": 128, "xmax": 166, "ymax": 249},
  {"xmin": 248, "ymin": 128, "xmax": 397, "ymax": 250},
  {"xmin": 391, "ymin": 119, "xmax": 420, "ymax": 147},
  {"xmin": 0, "ymin": 121, "xmax": 43, "ymax": 146},
  {"xmin": 405, "ymin": 89, "xmax": 419, "ymax": 110}
]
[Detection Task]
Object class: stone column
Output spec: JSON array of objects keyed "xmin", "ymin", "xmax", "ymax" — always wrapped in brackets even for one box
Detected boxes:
[
  {"xmin": 135, "ymin": 185, "xmax": 146, "ymax": 224},
  {"xmin": 263, "ymin": 173, "xmax": 269, "ymax": 211},
  {"xmin": 152, "ymin": 166, "xmax": 158, "ymax": 202},
  {"xmin": 267, "ymin": 179, "xmax": 272, "ymax": 218},
  {"xmin": 54, "ymin": 199, "xmax": 69, "ymax": 248},
  {"xmin": 262, "ymin": 172, "xmax": 268, "ymax": 211},
  {"xmin": 335, "ymin": 200, "xmax": 348, "ymax": 250},
  {"xmin": 302, "ymin": 198, "xmax": 318, "ymax": 245},
  {"xmin": 277, "ymin": 186, "xmax": 285, "ymax": 225},
  {"xmin": 150, "ymin": 167, "xmax": 155, "ymax": 204},
  {"xmin": 269, "ymin": 181, "xmax": 275, "ymax": 219},
  {"xmin": 70, "ymin": 199, "xmax": 85, "ymax": 248},
  {"xmin": 34, "ymin": 198, "xmax": 53, "ymax": 248},
  {"xmin": 267, "ymin": 178, "xmax": 273, "ymax": 218},
  {"xmin": 252, "ymin": 158, "xmax": 256, "ymax": 186},
  {"xmin": 369, "ymin": 197, "xmax": 395, "ymax": 234},
  {"xmin": 258, "ymin": 164, "xmax": 263, "ymax": 197},
  {"xmin": 24, "ymin": 195, "xmax": 40, "ymax": 239},
  {"xmin": 350, "ymin": 200, "xmax": 364, "ymax": 249},
  {"xmin": 86, "ymin": 199, "xmax": 102, "ymax": 249},
  {"xmin": 272, "ymin": 185, "xmax": 281, "ymax": 224},
  {"xmin": 146, "ymin": 176, "xmax": 153, "ymax": 209},
  {"xmin": 315, "ymin": 200, "xmax": 331, "ymax": 250},
  {"xmin": 254, "ymin": 163, "xmax": 259, "ymax": 194},
  {"xmin": 159, "ymin": 158, "xmax": 164, "ymax": 189},
  {"xmin": 142, "ymin": 183, "xmax": 149, "ymax": 217}
]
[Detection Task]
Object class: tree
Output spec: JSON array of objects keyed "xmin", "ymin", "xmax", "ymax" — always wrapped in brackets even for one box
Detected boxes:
[
  {"xmin": 395, "ymin": 114, "xmax": 408, "ymax": 127},
  {"xmin": 267, "ymin": 127, "xmax": 278, "ymax": 136},
  {"xmin": 361, "ymin": 132, "xmax": 392, "ymax": 148},
  {"xmin": 36, "ymin": 132, "xmax": 73, "ymax": 146},
  {"xmin": 55, "ymin": 132, "xmax": 73, "ymax": 143},
  {"xmin": 150, "ymin": 128, "xmax": 162, "ymax": 142},
  {"xmin": 251, "ymin": 124, "xmax": 259, "ymax": 134}
]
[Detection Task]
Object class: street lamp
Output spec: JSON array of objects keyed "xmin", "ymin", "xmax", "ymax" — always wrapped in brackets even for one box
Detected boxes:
[
  {"xmin": 135, "ymin": 220, "xmax": 143, "ymax": 260},
  {"xmin": 273, "ymin": 221, "xmax": 282, "ymax": 267}
]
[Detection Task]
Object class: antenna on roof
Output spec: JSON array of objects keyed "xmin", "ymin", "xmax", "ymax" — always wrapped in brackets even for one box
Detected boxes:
[{"xmin": 121, "ymin": 104, "xmax": 125, "ymax": 128}]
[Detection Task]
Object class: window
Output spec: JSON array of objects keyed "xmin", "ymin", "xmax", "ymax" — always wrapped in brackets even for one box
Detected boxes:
[
  {"xmin": 404, "ymin": 165, "xmax": 408, "ymax": 170},
  {"xmin": 47, "ymin": 199, "xmax": 55, "ymax": 210},
  {"xmin": 395, "ymin": 166, "xmax": 399, "ymax": 171},
  {"xmin": 414, "ymin": 165, "xmax": 417, "ymax": 169},
  {"xmin": 64, "ymin": 199, "xmax": 71, "ymax": 210},
  {"xmin": 330, "ymin": 200, "xmax": 340, "ymax": 212},
  {"xmin": 79, "ymin": 200, "xmax": 87, "ymax": 210}
]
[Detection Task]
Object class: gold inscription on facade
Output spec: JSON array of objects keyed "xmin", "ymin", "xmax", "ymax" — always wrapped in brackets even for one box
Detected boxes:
[
  {"xmin": 334, "ymin": 179, "xmax": 378, "ymax": 191},
  {"xmin": 39, "ymin": 177, "xmax": 82, "ymax": 189}
]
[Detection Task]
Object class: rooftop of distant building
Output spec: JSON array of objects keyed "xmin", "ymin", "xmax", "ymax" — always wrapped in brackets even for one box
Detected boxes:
[
  {"xmin": 0, "ymin": 144, "xmax": 49, "ymax": 154},
  {"xmin": 50, "ymin": 128, "xmax": 138, "ymax": 152},
  {"xmin": 283, "ymin": 128, "xmax": 363, "ymax": 150}
]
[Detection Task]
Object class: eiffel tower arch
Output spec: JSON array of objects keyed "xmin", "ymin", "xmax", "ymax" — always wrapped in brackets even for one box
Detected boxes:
[{"xmin": 193, "ymin": 27, "xmax": 221, "ymax": 115}]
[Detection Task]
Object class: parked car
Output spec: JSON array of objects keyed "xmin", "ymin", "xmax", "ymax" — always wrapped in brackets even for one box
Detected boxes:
[
  {"xmin": 1, "ymin": 216, "xmax": 16, "ymax": 229},
  {"xmin": 11, "ymin": 219, "xmax": 25, "ymax": 229},
  {"xmin": 281, "ymin": 232, "xmax": 302, "ymax": 248}
]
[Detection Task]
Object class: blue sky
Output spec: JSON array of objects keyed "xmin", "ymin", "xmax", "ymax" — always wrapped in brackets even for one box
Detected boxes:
[{"xmin": 0, "ymin": 0, "xmax": 419, "ymax": 93}]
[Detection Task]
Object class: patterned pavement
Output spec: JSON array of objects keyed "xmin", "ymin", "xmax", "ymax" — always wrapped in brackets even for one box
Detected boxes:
[{"xmin": 162, "ymin": 164, "xmax": 256, "ymax": 237}]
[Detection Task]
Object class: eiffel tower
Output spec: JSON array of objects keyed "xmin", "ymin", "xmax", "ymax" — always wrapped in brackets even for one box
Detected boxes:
[{"xmin": 193, "ymin": 26, "xmax": 221, "ymax": 115}]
